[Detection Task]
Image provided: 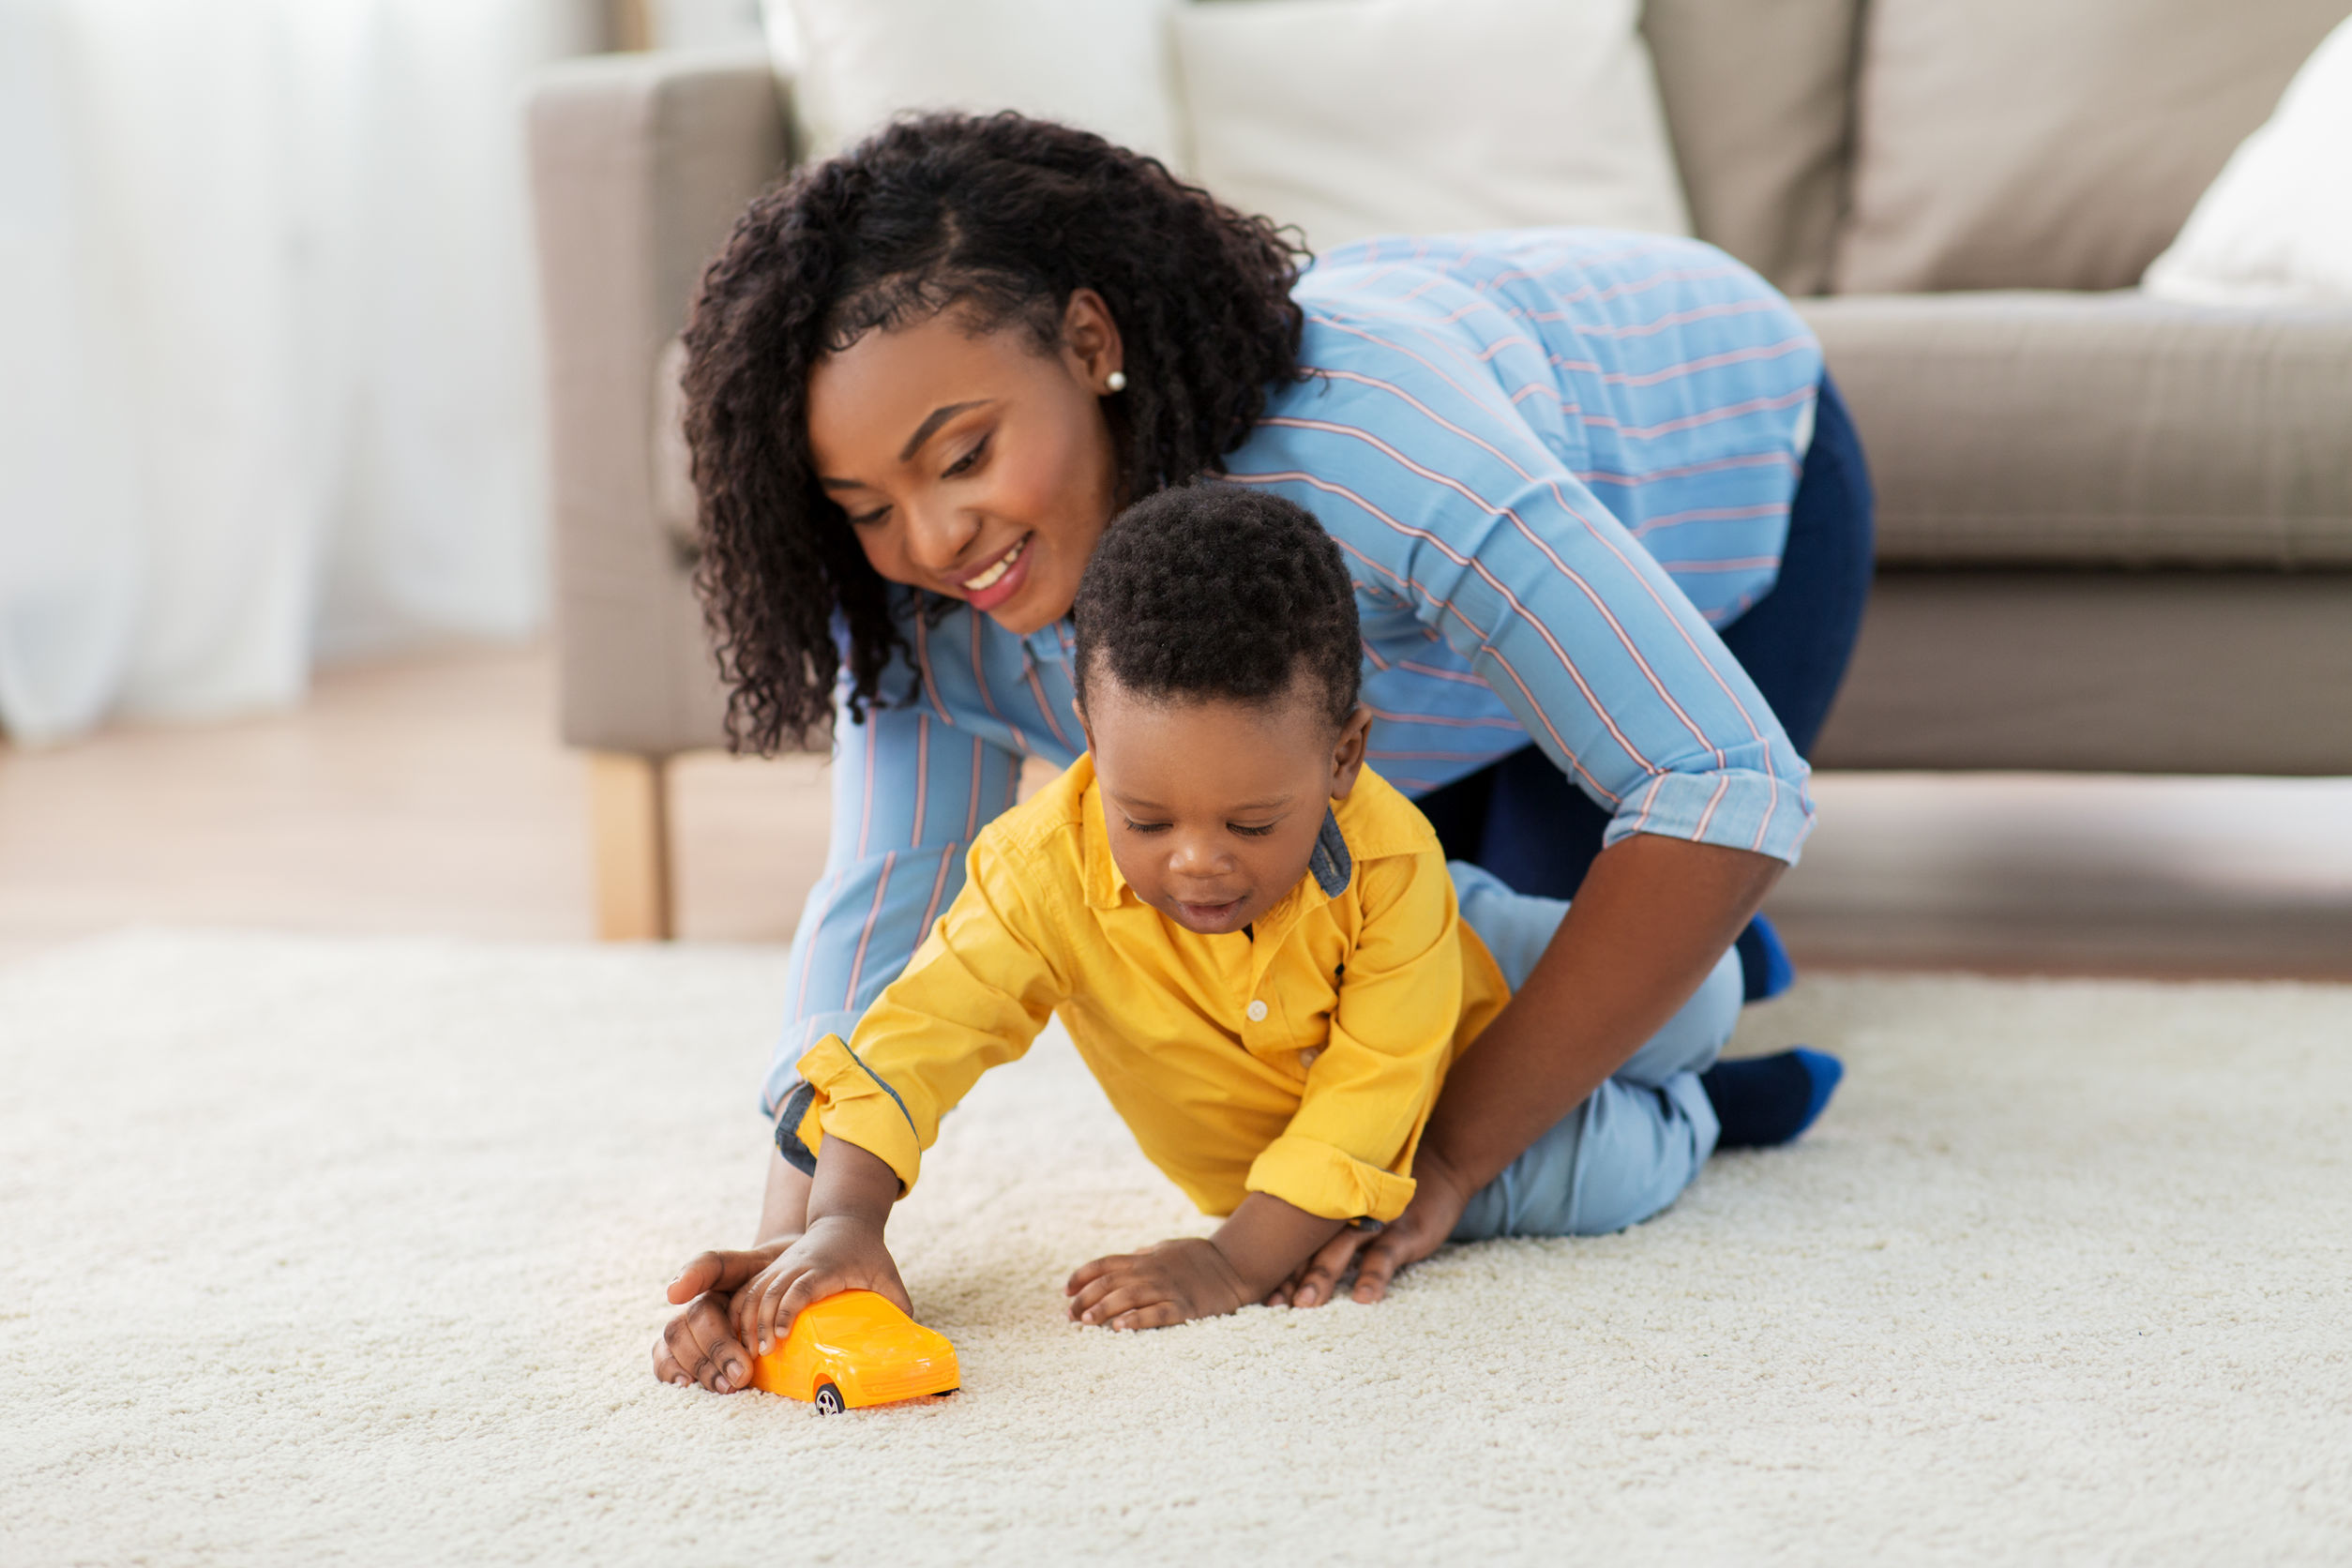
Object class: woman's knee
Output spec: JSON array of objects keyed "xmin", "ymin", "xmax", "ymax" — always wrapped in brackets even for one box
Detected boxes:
[
  {"xmin": 1451, "ymin": 1074, "xmax": 1715, "ymax": 1241},
  {"xmin": 1615, "ymin": 944, "xmax": 1742, "ymax": 1087},
  {"xmin": 1448, "ymin": 859, "xmax": 1569, "ymax": 992}
]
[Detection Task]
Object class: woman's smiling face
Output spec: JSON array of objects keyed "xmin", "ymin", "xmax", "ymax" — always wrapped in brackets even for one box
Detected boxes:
[{"xmin": 804, "ymin": 291, "xmax": 1126, "ymax": 636}]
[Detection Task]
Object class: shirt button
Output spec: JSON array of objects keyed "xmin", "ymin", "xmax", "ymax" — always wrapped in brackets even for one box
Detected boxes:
[{"xmin": 1246, "ymin": 999, "xmax": 1269, "ymax": 1022}]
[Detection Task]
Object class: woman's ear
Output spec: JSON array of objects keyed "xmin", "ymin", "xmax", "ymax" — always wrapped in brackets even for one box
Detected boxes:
[
  {"xmin": 1327, "ymin": 706, "xmax": 1373, "ymax": 800},
  {"xmin": 1062, "ymin": 288, "xmax": 1126, "ymax": 394}
]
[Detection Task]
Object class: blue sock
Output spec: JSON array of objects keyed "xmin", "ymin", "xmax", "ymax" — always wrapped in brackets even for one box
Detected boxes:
[
  {"xmin": 1734, "ymin": 913, "xmax": 1795, "ymax": 1003},
  {"xmin": 1702, "ymin": 1048, "xmax": 1843, "ymax": 1149}
]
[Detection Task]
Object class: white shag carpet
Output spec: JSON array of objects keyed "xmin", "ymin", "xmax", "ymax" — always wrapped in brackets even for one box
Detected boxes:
[{"xmin": 4, "ymin": 931, "xmax": 2349, "ymax": 1566}]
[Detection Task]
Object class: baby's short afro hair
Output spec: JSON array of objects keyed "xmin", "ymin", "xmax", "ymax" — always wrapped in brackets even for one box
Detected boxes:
[{"xmin": 1073, "ymin": 486, "xmax": 1360, "ymax": 730}]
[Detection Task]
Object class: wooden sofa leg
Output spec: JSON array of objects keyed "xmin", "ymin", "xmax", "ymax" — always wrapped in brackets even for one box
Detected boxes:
[{"xmin": 587, "ymin": 751, "xmax": 673, "ymax": 941}]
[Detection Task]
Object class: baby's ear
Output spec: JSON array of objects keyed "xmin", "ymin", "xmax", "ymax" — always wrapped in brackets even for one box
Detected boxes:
[{"xmin": 1327, "ymin": 706, "xmax": 1373, "ymax": 799}]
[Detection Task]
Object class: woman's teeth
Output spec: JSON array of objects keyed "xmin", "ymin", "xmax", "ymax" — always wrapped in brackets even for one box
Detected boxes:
[{"xmin": 965, "ymin": 537, "xmax": 1026, "ymax": 592}]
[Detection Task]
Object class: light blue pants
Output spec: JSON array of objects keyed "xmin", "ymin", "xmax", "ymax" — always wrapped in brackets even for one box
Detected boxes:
[{"xmin": 1444, "ymin": 862, "xmax": 1741, "ymax": 1241}]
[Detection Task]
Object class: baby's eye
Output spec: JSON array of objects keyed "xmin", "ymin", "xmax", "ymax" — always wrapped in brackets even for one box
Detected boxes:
[
  {"xmin": 1229, "ymin": 822, "xmax": 1278, "ymax": 837},
  {"xmin": 1123, "ymin": 818, "xmax": 1170, "ymax": 836}
]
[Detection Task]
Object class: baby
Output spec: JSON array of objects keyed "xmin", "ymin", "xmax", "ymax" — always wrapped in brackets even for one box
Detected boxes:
[{"xmin": 711, "ymin": 486, "xmax": 1836, "ymax": 1351}]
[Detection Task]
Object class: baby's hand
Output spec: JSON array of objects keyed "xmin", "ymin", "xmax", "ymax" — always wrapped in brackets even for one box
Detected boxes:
[
  {"xmin": 1065, "ymin": 1238, "xmax": 1249, "ymax": 1331},
  {"xmin": 731, "ymin": 1215, "xmax": 913, "ymax": 1356}
]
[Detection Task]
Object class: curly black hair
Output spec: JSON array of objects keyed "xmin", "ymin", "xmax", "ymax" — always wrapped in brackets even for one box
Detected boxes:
[
  {"xmin": 680, "ymin": 112, "xmax": 1311, "ymax": 754},
  {"xmin": 1073, "ymin": 486, "xmax": 1360, "ymax": 731}
]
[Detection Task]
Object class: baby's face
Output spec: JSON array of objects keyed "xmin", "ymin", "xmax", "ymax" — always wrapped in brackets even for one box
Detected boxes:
[{"xmin": 1082, "ymin": 671, "xmax": 1369, "ymax": 936}]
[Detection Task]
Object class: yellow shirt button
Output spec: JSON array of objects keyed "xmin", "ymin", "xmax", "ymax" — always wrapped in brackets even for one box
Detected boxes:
[{"xmin": 1246, "ymin": 999, "xmax": 1269, "ymax": 1022}]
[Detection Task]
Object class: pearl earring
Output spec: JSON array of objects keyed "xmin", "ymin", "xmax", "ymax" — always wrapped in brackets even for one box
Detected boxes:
[{"xmin": 1105, "ymin": 370, "xmax": 1127, "ymax": 393}]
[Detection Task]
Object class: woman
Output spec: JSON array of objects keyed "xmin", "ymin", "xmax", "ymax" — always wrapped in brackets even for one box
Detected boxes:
[{"xmin": 654, "ymin": 113, "xmax": 1872, "ymax": 1392}]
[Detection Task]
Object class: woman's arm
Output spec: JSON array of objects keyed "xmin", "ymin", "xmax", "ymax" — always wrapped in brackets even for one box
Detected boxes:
[
  {"xmin": 1421, "ymin": 833, "xmax": 1778, "ymax": 1193},
  {"xmin": 1283, "ymin": 832, "xmax": 1780, "ymax": 1306},
  {"xmin": 761, "ymin": 691, "xmax": 1029, "ymax": 1117}
]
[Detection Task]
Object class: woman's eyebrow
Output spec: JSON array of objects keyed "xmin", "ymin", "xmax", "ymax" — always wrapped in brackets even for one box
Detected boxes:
[
  {"xmin": 897, "ymin": 399, "xmax": 994, "ymax": 462},
  {"xmin": 817, "ymin": 400, "xmax": 997, "ymax": 490}
]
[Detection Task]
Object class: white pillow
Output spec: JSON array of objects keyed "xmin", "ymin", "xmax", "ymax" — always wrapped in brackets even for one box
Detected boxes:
[
  {"xmin": 1171, "ymin": 0, "xmax": 1690, "ymax": 252},
  {"xmin": 769, "ymin": 0, "xmax": 1183, "ymax": 167},
  {"xmin": 2143, "ymin": 14, "xmax": 2352, "ymax": 305}
]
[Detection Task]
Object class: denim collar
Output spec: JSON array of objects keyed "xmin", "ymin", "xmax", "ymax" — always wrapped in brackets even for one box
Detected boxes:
[{"xmin": 1306, "ymin": 808, "xmax": 1352, "ymax": 898}]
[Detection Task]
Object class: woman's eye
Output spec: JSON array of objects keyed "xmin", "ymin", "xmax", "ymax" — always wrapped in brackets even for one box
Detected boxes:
[
  {"xmin": 942, "ymin": 436, "xmax": 989, "ymax": 478},
  {"xmin": 846, "ymin": 505, "xmax": 889, "ymax": 528}
]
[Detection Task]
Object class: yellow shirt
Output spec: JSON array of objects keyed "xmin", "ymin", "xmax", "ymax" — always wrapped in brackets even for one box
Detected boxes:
[{"xmin": 784, "ymin": 756, "xmax": 1511, "ymax": 1223}]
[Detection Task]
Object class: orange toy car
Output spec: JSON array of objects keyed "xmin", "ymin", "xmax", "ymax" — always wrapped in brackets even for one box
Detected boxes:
[{"xmin": 749, "ymin": 1289, "xmax": 959, "ymax": 1413}]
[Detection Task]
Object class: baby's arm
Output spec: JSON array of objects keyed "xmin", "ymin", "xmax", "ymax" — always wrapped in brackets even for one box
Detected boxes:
[
  {"xmin": 1064, "ymin": 1194, "xmax": 1345, "ymax": 1331},
  {"xmin": 740, "ymin": 843, "xmax": 1070, "ymax": 1351},
  {"xmin": 731, "ymin": 1136, "xmax": 911, "ymax": 1354}
]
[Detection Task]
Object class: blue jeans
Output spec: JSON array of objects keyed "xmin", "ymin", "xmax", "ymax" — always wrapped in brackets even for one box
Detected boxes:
[
  {"xmin": 1416, "ymin": 372, "xmax": 1877, "ymax": 901},
  {"xmin": 1445, "ymin": 862, "xmax": 1741, "ymax": 1240}
]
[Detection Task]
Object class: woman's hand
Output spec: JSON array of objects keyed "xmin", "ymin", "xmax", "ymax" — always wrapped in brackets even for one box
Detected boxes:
[
  {"xmin": 652, "ymin": 1243, "xmax": 790, "ymax": 1393},
  {"xmin": 1066, "ymin": 1237, "xmax": 1250, "ymax": 1331},
  {"xmin": 731, "ymin": 1215, "xmax": 913, "ymax": 1356},
  {"xmin": 1265, "ymin": 1151, "xmax": 1471, "ymax": 1307}
]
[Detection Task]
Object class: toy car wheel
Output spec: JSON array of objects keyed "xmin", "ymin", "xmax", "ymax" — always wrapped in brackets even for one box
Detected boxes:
[{"xmin": 813, "ymin": 1382, "xmax": 845, "ymax": 1415}]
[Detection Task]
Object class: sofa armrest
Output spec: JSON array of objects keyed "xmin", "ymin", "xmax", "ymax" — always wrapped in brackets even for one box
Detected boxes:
[{"xmin": 526, "ymin": 47, "xmax": 790, "ymax": 756}]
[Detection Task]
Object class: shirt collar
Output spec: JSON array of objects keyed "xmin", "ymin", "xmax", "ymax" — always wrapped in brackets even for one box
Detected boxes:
[
  {"xmin": 1026, "ymin": 618, "xmax": 1075, "ymax": 668},
  {"xmin": 1305, "ymin": 808, "xmax": 1353, "ymax": 898},
  {"xmin": 1081, "ymin": 773, "xmax": 1129, "ymax": 910}
]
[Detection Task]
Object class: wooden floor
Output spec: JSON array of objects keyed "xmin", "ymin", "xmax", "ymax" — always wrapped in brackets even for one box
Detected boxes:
[{"xmin": 7, "ymin": 641, "xmax": 2349, "ymax": 979}]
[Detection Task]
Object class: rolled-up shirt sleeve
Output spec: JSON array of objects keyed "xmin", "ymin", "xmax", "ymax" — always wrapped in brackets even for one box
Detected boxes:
[
  {"xmin": 1231, "ymin": 373, "xmax": 1815, "ymax": 867},
  {"xmin": 1409, "ymin": 477, "xmax": 1815, "ymax": 865},
  {"xmin": 1244, "ymin": 851, "xmax": 1464, "ymax": 1223},
  {"xmin": 784, "ymin": 839, "xmax": 1070, "ymax": 1195}
]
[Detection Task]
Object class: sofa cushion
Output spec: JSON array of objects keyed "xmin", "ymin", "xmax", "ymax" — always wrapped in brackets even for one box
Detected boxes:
[
  {"xmin": 1814, "ymin": 571, "xmax": 2352, "ymax": 776},
  {"xmin": 2145, "ymin": 13, "xmax": 2352, "ymax": 306},
  {"xmin": 1800, "ymin": 292, "xmax": 2352, "ymax": 568},
  {"xmin": 780, "ymin": 0, "xmax": 1182, "ymax": 165},
  {"xmin": 1173, "ymin": 0, "xmax": 1688, "ymax": 253},
  {"xmin": 1832, "ymin": 0, "xmax": 2350, "ymax": 294},
  {"xmin": 1639, "ymin": 0, "xmax": 1860, "ymax": 298}
]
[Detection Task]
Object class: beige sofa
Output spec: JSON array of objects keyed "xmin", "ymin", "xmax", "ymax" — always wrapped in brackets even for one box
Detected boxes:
[{"xmin": 526, "ymin": 1, "xmax": 2352, "ymax": 939}]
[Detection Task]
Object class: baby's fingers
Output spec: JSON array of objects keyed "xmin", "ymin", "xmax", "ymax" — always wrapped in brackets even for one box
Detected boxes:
[
  {"xmin": 1109, "ymin": 1300, "xmax": 1185, "ymax": 1332},
  {"xmin": 1064, "ymin": 1253, "xmax": 1137, "ymax": 1297},
  {"xmin": 1077, "ymin": 1279, "xmax": 1166, "ymax": 1329},
  {"xmin": 773, "ymin": 1265, "xmax": 850, "ymax": 1336},
  {"xmin": 730, "ymin": 1261, "xmax": 793, "ymax": 1352},
  {"xmin": 752, "ymin": 1266, "xmax": 811, "ymax": 1354},
  {"xmin": 1066, "ymin": 1267, "xmax": 1134, "ymax": 1321}
]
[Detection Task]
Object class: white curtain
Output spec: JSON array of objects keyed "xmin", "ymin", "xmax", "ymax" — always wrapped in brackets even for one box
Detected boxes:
[{"xmin": 0, "ymin": 0, "xmax": 600, "ymax": 745}]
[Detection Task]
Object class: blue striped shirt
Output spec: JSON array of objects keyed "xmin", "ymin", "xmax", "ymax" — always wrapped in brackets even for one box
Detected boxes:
[{"xmin": 762, "ymin": 230, "xmax": 1820, "ymax": 1114}]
